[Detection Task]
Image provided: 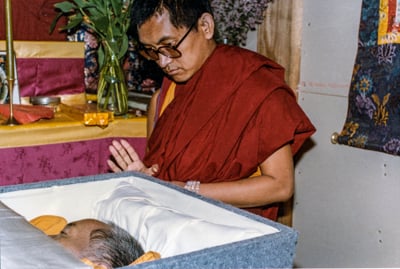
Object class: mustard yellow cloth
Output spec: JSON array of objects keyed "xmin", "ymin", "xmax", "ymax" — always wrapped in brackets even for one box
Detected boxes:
[
  {"xmin": 30, "ymin": 215, "xmax": 67, "ymax": 236},
  {"xmin": 159, "ymin": 82, "xmax": 176, "ymax": 116},
  {"xmin": 0, "ymin": 41, "xmax": 84, "ymax": 59}
]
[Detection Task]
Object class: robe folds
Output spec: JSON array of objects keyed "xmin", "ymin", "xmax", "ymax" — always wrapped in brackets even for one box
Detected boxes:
[{"xmin": 143, "ymin": 45, "xmax": 316, "ymax": 220}]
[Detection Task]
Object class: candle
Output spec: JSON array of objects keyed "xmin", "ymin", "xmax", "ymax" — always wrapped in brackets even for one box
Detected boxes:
[
  {"xmin": 4, "ymin": 0, "xmax": 15, "ymax": 82},
  {"xmin": 3, "ymin": 0, "xmax": 19, "ymax": 125}
]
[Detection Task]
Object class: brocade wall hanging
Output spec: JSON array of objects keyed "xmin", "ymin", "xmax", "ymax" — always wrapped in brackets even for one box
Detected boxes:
[{"xmin": 335, "ymin": 0, "xmax": 400, "ymax": 156}]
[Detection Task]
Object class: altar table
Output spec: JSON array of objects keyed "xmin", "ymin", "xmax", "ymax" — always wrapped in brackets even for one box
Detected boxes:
[{"xmin": 0, "ymin": 106, "xmax": 147, "ymax": 186}]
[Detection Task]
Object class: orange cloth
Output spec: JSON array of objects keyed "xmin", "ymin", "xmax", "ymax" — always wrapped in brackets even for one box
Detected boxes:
[
  {"xmin": 159, "ymin": 82, "xmax": 176, "ymax": 117},
  {"xmin": 29, "ymin": 215, "xmax": 67, "ymax": 235},
  {"xmin": 130, "ymin": 251, "xmax": 161, "ymax": 265},
  {"xmin": 145, "ymin": 45, "xmax": 316, "ymax": 220},
  {"xmin": 0, "ymin": 104, "xmax": 54, "ymax": 124}
]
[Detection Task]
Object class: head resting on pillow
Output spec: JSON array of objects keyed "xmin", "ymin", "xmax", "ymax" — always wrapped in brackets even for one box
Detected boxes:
[{"xmin": 30, "ymin": 216, "xmax": 146, "ymax": 269}]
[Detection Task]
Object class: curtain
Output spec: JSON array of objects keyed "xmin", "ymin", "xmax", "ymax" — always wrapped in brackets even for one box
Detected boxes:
[
  {"xmin": 336, "ymin": 0, "xmax": 400, "ymax": 156},
  {"xmin": 257, "ymin": 0, "xmax": 303, "ymax": 92}
]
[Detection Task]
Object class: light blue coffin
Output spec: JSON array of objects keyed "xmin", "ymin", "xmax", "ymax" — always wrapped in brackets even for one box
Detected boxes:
[{"xmin": 0, "ymin": 172, "xmax": 297, "ymax": 268}]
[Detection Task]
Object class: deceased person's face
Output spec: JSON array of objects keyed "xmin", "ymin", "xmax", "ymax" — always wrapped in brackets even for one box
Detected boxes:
[{"xmin": 50, "ymin": 219, "xmax": 110, "ymax": 258}]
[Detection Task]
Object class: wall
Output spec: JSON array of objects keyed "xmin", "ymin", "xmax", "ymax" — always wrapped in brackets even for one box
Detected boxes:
[
  {"xmin": 293, "ymin": 0, "xmax": 400, "ymax": 267},
  {"xmin": 245, "ymin": 30, "xmax": 257, "ymax": 52}
]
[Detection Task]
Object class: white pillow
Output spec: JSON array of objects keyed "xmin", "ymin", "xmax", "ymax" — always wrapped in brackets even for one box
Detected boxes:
[
  {"xmin": 94, "ymin": 181, "xmax": 271, "ymax": 257},
  {"xmin": 0, "ymin": 201, "xmax": 89, "ymax": 269}
]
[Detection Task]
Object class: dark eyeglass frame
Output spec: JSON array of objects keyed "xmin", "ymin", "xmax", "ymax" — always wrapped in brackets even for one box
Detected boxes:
[{"xmin": 138, "ymin": 23, "xmax": 195, "ymax": 61}]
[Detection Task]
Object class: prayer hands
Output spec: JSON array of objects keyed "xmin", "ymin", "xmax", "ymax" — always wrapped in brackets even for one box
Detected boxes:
[{"xmin": 107, "ymin": 139, "xmax": 159, "ymax": 176}]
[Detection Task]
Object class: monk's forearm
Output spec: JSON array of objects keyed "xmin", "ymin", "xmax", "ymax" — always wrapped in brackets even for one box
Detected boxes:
[
  {"xmin": 198, "ymin": 175, "xmax": 293, "ymax": 208},
  {"xmin": 169, "ymin": 144, "xmax": 294, "ymax": 208}
]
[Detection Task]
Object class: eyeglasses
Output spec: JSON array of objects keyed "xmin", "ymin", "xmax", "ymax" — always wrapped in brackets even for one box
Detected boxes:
[{"xmin": 138, "ymin": 23, "xmax": 195, "ymax": 61}]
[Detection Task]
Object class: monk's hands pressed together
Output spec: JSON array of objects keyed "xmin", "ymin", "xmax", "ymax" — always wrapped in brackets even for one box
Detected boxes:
[{"xmin": 107, "ymin": 139, "xmax": 159, "ymax": 176}]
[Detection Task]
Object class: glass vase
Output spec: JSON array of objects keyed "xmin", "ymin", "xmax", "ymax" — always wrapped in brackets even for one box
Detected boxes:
[{"xmin": 97, "ymin": 46, "xmax": 128, "ymax": 116}]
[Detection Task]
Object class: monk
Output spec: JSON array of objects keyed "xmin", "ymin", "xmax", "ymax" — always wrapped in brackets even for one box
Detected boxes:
[{"xmin": 108, "ymin": 0, "xmax": 316, "ymax": 220}]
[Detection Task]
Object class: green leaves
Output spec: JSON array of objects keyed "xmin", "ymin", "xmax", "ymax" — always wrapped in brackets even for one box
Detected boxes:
[
  {"xmin": 63, "ymin": 13, "xmax": 84, "ymax": 31},
  {"xmin": 110, "ymin": 0, "xmax": 123, "ymax": 18},
  {"xmin": 51, "ymin": 0, "xmax": 133, "ymax": 65},
  {"xmin": 54, "ymin": 1, "xmax": 77, "ymax": 13}
]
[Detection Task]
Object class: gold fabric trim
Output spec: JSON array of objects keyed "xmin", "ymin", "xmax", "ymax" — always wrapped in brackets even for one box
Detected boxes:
[{"xmin": 0, "ymin": 41, "xmax": 84, "ymax": 58}]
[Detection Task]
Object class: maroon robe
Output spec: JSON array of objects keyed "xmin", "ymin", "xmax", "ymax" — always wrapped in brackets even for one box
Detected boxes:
[{"xmin": 144, "ymin": 45, "xmax": 315, "ymax": 220}]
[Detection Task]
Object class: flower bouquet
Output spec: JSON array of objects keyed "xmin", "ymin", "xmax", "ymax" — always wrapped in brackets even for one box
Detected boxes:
[{"xmin": 51, "ymin": 0, "xmax": 133, "ymax": 115}]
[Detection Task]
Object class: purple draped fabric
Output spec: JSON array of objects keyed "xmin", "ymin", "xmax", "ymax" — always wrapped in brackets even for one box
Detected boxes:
[
  {"xmin": 17, "ymin": 58, "xmax": 85, "ymax": 97},
  {"xmin": 0, "ymin": 137, "xmax": 146, "ymax": 186}
]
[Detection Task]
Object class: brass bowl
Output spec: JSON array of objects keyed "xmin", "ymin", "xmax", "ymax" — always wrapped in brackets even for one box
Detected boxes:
[{"xmin": 30, "ymin": 96, "xmax": 61, "ymax": 106}]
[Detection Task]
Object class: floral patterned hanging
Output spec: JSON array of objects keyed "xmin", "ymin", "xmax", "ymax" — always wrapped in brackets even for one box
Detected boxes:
[
  {"xmin": 336, "ymin": 0, "xmax": 400, "ymax": 156},
  {"xmin": 211, "ymin": 0, "xmax": 273, "ymax": 46}
]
